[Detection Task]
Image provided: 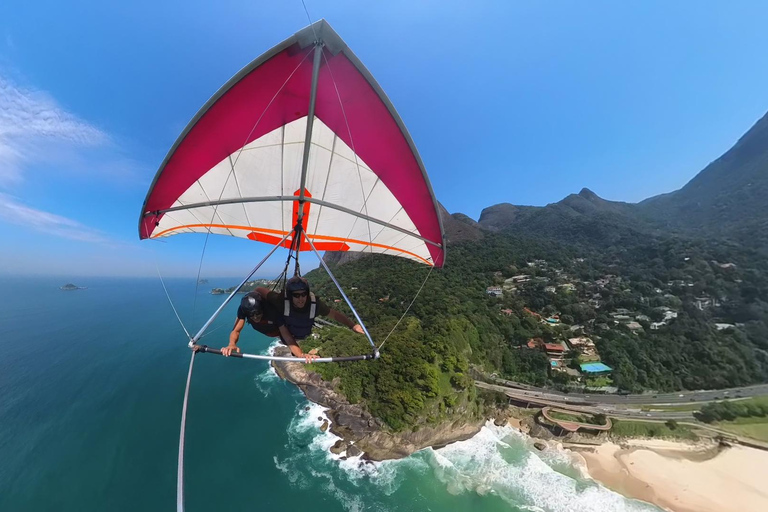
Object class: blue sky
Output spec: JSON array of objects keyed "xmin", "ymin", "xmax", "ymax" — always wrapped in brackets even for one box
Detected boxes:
[{"xmin": 1, "ymin": 1, "xmax": 767, "ymax": 278}]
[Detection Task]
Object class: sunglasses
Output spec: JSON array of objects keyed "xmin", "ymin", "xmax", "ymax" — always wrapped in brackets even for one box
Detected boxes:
[{"xmin": 292, "ymin": 292, "xmax": 308, "ymax": 298}]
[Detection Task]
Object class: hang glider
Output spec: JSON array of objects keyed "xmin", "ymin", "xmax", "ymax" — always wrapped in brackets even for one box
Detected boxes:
[
  {"xmin": 139, "ymin": 19, "xmax": 445, "ymax": 267},
  {"xmin": 142, "ymin": 21, "xmax": 447, "ymax": 512}
]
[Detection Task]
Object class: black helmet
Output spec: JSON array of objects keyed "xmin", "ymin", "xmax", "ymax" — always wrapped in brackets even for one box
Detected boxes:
[
  {"xmin": 286, "ymin": 276, "xmax": 310, "ymax": 294},
  {"xmin": 240, "ymin": 293, "xmax": 262, "ymax": 317}
]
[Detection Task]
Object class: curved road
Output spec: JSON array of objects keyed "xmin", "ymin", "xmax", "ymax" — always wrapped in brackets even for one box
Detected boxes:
[
  {"xmin": 476, "ymin": 381, "xmax": 697, "ymax": 420},
  {"xmin": 476, "ymin": 380, "xmax": 768, "ymax": 451},
  {"xmin": 482, "ymin": 376, "xmax": 768, "ymax": 406}
]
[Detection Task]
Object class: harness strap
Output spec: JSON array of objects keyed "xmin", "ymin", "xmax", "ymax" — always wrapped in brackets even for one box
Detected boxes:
[
  {"xmin": 309, "ymin": 292, "xmax": 316, "ymax": 319},
  {"xmin": 284, "ymin": 291, "xmax": 317, "ymax": 319}
]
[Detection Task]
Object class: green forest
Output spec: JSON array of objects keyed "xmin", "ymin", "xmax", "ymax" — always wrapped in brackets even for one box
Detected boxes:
[{"xmin": 298, "ymin": 229, "xmax": 768, "ymax": 431}]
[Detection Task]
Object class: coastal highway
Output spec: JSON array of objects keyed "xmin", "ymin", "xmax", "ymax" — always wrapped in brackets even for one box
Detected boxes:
[
  {"xmin": 476, "ymin": 381, "xmax": 768, "ymax": 451},
  {"xmin": 475, "ymin": 382, "xmax": 697, "ymax": 421},
  {"xmin": 479, "ymin": 376, "xmax": 768, "ymax": 406}
]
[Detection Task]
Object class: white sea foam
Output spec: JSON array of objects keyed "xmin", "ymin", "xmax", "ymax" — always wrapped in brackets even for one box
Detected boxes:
[
  {"xmin": 276, "ymin": 400, "xmax": 425, "ymax": 508},
  {"xmin": 275, "ymin": 401, "xmax": 376, "ymax": 510},
  {"xmin": 308, "ymin": 466, "xmax": 367, "ymax": 512},
  {"xmin": 276, "ymin": 402, "xmax": 659, "ymax": 511},
  {"xmin": 252, "ymin": 340, "xmax": 282, "ymax": 396},
  {"xmin": 426, "ymin": 421, "xmax": 658, "ymax": 511},
  {"xmin": 264, "ymin": 339, "xmax": 282, "ymax": 355}
]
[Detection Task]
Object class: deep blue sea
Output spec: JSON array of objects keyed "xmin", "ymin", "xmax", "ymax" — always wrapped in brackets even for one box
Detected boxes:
[{"xmin": 0, "ymin": 276, "xmax": 661, "ymax": 511}]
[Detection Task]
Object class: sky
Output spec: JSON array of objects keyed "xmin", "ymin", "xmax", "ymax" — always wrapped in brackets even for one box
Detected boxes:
[{"xmin": 1, "ymin": 1, "xmax": 768, "ymax": 278}]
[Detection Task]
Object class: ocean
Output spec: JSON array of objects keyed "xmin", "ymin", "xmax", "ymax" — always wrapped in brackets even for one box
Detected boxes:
[{"xmin": 0, "ymin": 276, "xmax": 661, "ymax": 511}]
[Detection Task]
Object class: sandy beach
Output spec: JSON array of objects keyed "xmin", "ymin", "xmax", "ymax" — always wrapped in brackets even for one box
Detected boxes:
[{"xmin": 574, "ymin": 439, "xmax": 768, "ymax": 512}]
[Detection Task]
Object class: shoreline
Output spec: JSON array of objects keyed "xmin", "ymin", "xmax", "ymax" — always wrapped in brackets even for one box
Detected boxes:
[
  {"xmin": 271, "ymin": 348, "xmax": 487, "ymax": 461},
  {"xmin": 565, "ymin": 436, "xmax": 768, "ymax": 512},
  {"xmin": 273, "ymin": 354, "xmax": 768, "ymax": 512}
]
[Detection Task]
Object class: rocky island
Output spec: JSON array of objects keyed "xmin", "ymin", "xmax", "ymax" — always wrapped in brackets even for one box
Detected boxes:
[
  {"xmin": 60, "ymin": 283, "xmax": 86, "ymax": 290},
  {"xmin": 211, "ymin": 279, "xmax": 276, "ymax": 295}
]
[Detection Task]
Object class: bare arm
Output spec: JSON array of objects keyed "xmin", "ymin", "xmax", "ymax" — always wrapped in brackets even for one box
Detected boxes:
[
  {"xmin": 328, "ymin": 309, "xmax": 364, "ymax": 334},
  {"xmin": 222, "ymin": 318, "xmax": 245, "ymax": 356},
  {"xmin": 279, "ymin": 325, "xmax": 318, "ymax": 363}
]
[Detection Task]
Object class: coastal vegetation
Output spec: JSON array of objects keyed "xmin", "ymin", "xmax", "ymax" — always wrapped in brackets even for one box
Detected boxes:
[
  {"xmin": 281, "ymin": 111, "xmax": 768, "ymax": 434},
  {"xmin": 609, "ymin": 419, "xmax": 698, "ymax": 441},
  {"xmin": 640, "ymin": 403, "xmax": 704, "ymax": 412},
  {"xmin": 714, "ymin": 419, "xmax": 768, "ymax": 443},
  {"xmin": 547, "ymin": 410, "xmax": 606, "ymax": 426},
  {"xmin": 304, "ymin": 318, "xmax": 481, "ymax": 432},
  {"xmin": 297, "ymin": 226, "xmax": 768, "ymax": 431},
  {"xmin": 696, "ymin": 397, "xmax": 768, "ymax": 423}
]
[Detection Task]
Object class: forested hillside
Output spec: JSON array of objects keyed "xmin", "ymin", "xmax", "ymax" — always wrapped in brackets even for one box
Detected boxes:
[
  {"xmin": 303, "ymin": 109, "xmax": 768, "ymax": 432},
  {"xmin": 305, "ymin": 230, "xmax": 768, "ymax": 430},
  {"xmin": 477, "ymin": 111, "xmax": 768, "ymax": 252},
  {"xmin": 638, "ymin": 110, "xmax": 768, "ymax": 246}
]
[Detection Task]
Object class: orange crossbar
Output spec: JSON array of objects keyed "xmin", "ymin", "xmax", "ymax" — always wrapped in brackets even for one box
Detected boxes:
[{"xmin": 152, "ymin": 223, "xmax": 433, "ymax": 266}]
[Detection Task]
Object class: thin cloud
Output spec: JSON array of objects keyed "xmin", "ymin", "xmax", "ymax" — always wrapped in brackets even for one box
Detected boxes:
[
  {"xmin": 0, "ymin": 74, "xmax": 109, "ymax": 186},
  {"xmin": 0, "ymin": 192, "xmax": 113, "ymax": 244}
]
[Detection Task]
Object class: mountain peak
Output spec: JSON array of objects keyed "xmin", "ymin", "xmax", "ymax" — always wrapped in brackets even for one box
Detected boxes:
[{"xmin": 578, "ymin": 188, "xmax": 599, "ymax": 201}]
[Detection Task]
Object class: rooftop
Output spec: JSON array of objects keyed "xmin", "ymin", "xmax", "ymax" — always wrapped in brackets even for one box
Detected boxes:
[
  {"xmin": 580, "ymin": 362, "xmax": 613, "ymax": 373},
  {"xmin": 568, "ymin": 336, "xmax": 594, "ymax": 347}
]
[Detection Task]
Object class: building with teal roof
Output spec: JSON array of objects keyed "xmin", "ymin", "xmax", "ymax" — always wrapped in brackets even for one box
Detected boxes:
[{"xmin": 580, "ymin": 362, "xmax": 613, "ymax": 375}]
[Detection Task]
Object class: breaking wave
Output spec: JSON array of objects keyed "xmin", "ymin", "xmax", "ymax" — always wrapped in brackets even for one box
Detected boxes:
[
  {"xmin": 423, "ymin": 422, "xmax": 658, "ymax": 511},
  {"xmin": 273, "ymin": 402, "xmax": 661, "ymax": 512},
  {"xmin": 252, "ymin": 340, "xmax": 282, "ymax": 397}
]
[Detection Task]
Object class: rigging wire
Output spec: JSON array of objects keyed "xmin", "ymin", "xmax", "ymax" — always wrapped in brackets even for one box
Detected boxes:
[
  {"xmin": 196, "ymin": 322, "xmax": 227, "ymax": 340},
  {"xmin": 377, "ymin": 265, "xmax": 434, "ymax": 351},
  {"xmin": 322, "ymin": 51, "xmax": 377, "ymax": 258},
  {"xmin": 151, "ymin": 243, "xmax": 192, "ymax": 341},
  {"xmin": 321, "ymin": 50, "xmax": 437, "ymax": 352},
  {"xmin": 190, "ymin": 231, "xmax": 212, "ymax": 321},
  {"xmin": 301, "ymin": 0, "xmax": 317, "ymax": 40},
  {"xmin": 189, "ymin": 48, "xmax": 315, "ymax": 324}
]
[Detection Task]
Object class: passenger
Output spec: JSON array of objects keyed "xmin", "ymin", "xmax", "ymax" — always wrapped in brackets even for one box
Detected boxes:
[
  {"xmin": 265, "ymin": 276, "xmax": 364, "ymax": 363},
  {"xmin": 221, "ymin": 292, "xmax": 283, "ymax": 357}
]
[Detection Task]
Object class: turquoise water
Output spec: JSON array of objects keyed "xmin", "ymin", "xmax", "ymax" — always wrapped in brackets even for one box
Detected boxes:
[{"xmin": 0, "ymin": 276, "xmax": 661, "ymax": 511}]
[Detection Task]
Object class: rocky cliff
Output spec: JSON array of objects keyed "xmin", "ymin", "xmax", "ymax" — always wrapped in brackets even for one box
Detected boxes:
[{"xmin": 271, "ymin": 346, "xmax": 487, "ymax": 460}]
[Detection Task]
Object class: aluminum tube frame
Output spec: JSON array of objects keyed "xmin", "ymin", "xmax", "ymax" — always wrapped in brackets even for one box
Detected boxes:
[
  {"xmin": 192, "ymin": 344, "xmax": 376, "ymax": 363},
  {"xmin": 304, "ymin": 235, "xmax": 378, "ymax": 356},
  {"xmin": 177, "ymin": 349, "xmax": 196, "ymax": 512},
  {"xmin": 293, "ymin": 43, "xmax": 324, "ymax": 272},
  {"xmin": 189, "ymin": 231, "xmax": 291, "ymax": 344},
  {"xmin": 298, "ymin": 42, "xmax": 324, "ymax": 206},
  {"xmin": 144, "ymin": 196, "xmax": 443, "ymax": 250}
]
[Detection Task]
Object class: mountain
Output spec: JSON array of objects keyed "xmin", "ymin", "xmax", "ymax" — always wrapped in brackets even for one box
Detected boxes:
[
  {"xmin": 637, "ymin": 111, "xmax": 768, "ymax": 246},
  {"xmin": 323, "ymin": 202, "xmax": 483, "ymax": 267},
  {"xmin": 478, "ymin": 188, "xmax": 637, "ymax": 229},
  {"xmin": 326, "ymin": 108, "xmax": 768, "ymax": 268},
  {"xmin": 473, "ymin": 203, "xmax": 532, "ymax": 232},
  {"xmin": 308, "ymin": 111, "xmax": 768, "ymax": 432},
  {"xmin": 474, "ymin": 188, "xmax": 655, "ymax": 248},
  {"xmin": 470, "ymin": 110, "xmax": 768, "ymax": 250},
  {"xmin": 439, "ymin": 203, "xmax": 484, "ymax": 244}
]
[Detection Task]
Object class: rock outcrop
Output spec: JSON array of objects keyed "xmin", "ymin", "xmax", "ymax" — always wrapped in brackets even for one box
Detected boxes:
[{"xmin": 271, "ymin": 346, "xmax": 485, "ymax": 460}]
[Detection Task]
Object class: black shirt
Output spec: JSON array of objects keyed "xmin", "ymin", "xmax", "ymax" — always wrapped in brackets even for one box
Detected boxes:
[
  {"xmin": 237, "ymin": 292, "xmax": 285, "ymax": 331},
  {"xmin": 265, "ymin": 290, "xmax": 331, "ymax": 317}
]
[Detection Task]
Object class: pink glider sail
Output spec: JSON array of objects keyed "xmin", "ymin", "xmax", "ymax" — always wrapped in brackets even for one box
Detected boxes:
[{"xmin": 139, "ymin": 20, "xmax": 444, "ymax": 267}]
